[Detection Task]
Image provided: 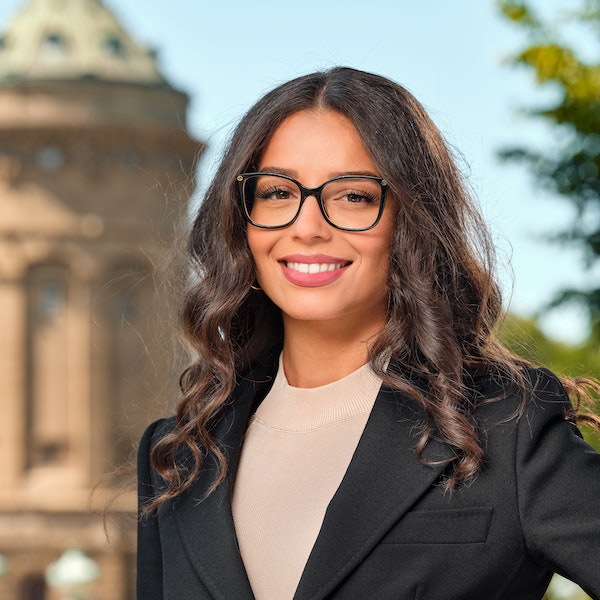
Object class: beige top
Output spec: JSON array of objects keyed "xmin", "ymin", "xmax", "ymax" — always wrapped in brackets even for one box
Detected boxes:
[{"xmin": 231, "ymin": 352, "xmax": 384, "ymax": 600}]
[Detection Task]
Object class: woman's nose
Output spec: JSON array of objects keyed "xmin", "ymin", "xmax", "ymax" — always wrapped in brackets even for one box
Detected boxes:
[{"xmin": 290, "ymin": 195, "xmax": 332, "ymax": 240}]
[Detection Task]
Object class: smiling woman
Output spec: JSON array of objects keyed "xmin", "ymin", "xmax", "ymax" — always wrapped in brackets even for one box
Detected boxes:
[{"xmin": 136, "ymin": 67, "xmax": 600, "ymax": 600}]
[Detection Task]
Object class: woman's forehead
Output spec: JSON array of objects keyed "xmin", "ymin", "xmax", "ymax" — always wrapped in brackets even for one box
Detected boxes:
[{"xmin": 258, "ymin": 109, "xmax": 380, "ymax": 184}]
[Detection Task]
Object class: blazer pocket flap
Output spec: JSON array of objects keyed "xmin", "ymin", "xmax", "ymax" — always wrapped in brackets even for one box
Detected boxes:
[{"xmin": 379, "ymin": 506, "xmax": 493, "ymax": 545}]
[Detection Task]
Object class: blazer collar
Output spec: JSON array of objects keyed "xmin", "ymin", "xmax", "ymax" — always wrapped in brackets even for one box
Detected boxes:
[{"xmin": 171, "ymin": 352, "xmax": 454, "ymax": 600}]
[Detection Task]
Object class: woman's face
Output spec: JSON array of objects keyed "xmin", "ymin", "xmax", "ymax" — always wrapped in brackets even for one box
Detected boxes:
[{"xmin": 246, "ymin": 109, "xmax": 395, "ymax": 327}]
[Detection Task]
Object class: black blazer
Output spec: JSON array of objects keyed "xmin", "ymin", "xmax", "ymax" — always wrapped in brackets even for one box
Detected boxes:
[{"xmin": 137, "ymin": 352, "xmax": 600, "ymax": 600}]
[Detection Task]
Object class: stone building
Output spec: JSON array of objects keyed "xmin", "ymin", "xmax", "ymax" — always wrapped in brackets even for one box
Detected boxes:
[{"xmin": 0, "ymin": 0, "xmax": 202, "ymax": 598}]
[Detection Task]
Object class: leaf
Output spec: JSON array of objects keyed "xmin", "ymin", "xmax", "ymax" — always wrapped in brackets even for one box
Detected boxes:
[{"xmin": 499, "ymin": 1, "xmax": 540, "ymax": 27}]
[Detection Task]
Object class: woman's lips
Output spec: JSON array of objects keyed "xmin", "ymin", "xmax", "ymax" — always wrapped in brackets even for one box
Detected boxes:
[{"xmin": 278, "ymin": 255, "xmax": 352, "ymax": 287}]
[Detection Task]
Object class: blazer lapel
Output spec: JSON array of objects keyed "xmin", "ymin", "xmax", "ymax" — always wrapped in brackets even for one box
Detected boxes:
[
  {"xmin": 171, "ymin": 350, "xmax": 279, "ymax": 600},
  {"xmin": 292, "ymin": 379, "xmax": 454, "ymax": 600}
]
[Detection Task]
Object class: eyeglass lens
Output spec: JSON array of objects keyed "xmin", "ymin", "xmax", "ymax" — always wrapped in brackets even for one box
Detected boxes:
[{"xmin": 242, "ymin": 175, "xmax": 383, "ymax": 230}]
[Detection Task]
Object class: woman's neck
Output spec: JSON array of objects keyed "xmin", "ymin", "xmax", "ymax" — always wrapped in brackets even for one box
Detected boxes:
[{"xmin": 281, "ymin": 313, "xmax": 386, "ymax": 388}]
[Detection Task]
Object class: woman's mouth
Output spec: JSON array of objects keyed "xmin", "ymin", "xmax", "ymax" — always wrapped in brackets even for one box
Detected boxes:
[{"xmin": 278, "ymin": 255, "xmax": 352, "ymax": 287}]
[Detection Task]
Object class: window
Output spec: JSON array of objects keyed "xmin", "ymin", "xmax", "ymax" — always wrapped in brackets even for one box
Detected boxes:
[
  {"xmin": 103, "ymin": 34, "xmax": 126, "ymax": 57},
  {"xmin": 20, "ymin": 575, "xmax": 47, "ymax": 600},
  {"xmin": 39, "ymin": 32, "xmax": 69, "ymax": 58},
  {"xmin": 36, "ymin": 147, "xmax": 64, "ymax": 172},
  {"xmin": 25, "ymin": 264, "xmax": 70, "ymax": 469}
]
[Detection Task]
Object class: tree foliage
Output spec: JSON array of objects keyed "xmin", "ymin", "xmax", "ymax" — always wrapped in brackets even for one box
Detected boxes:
[{"xmin": 497, "ymin": 1, "xmax": 600, "ymax": 341}]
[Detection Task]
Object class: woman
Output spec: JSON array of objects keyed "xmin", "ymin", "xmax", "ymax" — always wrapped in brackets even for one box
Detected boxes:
[{"xmin": 136, "ymin": 67, "xmax": 600, "ymax": 600}]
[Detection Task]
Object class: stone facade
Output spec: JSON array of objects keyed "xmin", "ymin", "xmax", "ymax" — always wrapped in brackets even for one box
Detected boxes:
[{"xmin": 0, "ymin": 1, "xmax": 202, "ymax": 598}]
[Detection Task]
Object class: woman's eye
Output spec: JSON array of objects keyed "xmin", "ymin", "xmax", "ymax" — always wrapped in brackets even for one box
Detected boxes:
[
  {"xmin": 347, "ymin": 193, "xmax": 367, "ymax": 203},
  {"xmin": 257, "ymin": 187, "xmax": 292, "ymax": 200},
  {"xmin": 342, "ymin": 191, "xmax": 377, "ymax": 204}
]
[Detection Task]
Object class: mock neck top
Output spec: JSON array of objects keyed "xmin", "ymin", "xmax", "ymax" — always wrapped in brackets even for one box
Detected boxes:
[
  {"xmin": 231, "ymin": 352, "xmax": 384, "ymax": 600},
  {"xmin": 249, "ymin": 352, "xmax": 383, "ymax": 432}
]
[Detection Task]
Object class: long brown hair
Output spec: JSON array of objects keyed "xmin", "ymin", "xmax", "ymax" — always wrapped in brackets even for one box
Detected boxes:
[{"xmin": 143, "ymin": 66, "xmax": 599, "ymax": 516}]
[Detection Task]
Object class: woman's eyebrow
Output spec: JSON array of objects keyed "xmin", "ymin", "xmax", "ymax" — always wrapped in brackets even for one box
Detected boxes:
[
  {"xmin": 329, "ymin": 170, "xmax": 381, "ymax": 178},
  {"xmin": 259, "ymin": 166, "xmax": 298, "ymax": 176},
  {"xmin": 258, "ymin": 167, "xmax": 380, "ymax": 178}
]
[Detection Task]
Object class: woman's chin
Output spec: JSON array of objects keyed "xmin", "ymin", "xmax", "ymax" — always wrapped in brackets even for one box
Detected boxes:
[{"xmin": 277, "ymin": 300, "xmax": 350, "ymax": 324}]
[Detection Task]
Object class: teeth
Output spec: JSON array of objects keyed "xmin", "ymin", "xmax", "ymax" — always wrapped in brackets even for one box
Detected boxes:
[{"xmin": 286, "ymin": 262, "xmax": 346, "ymax": 273}]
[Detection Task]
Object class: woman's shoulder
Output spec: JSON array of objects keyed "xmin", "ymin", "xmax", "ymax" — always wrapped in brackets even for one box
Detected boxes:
[
  {"xmin": 138, "ymin": 416, "xmax": 178, "ymax": 456},
  {"xmin": 469, "ymin": 366, "xmax": 593, "ymax": 492},
  {"xmin": 471, "ymin": 363, "xmax": 567, "ymax": 399},
  {"xmin": 470, "ymin": 365, "xmax": 575, "ymax": 427},
  {"xmin": 137, "ymin": 416, "xmax": 179, "ymax": 500}
]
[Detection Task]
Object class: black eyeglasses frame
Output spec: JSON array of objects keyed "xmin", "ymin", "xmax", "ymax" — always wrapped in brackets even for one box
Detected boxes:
[{"xmin": 236, "ymin": 172, "xmax": 389, "ymax": 232}]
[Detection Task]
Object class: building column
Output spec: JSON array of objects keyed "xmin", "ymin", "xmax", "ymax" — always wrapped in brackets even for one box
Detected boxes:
[{"xmin": 0, "ymin": 258, "xmax": 27, "ymax": 493}]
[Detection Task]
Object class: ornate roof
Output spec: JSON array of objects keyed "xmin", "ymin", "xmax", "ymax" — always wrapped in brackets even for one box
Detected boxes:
[{"xmin": 0, "ymin": 0, "xmax": 168, "ymax": 86}]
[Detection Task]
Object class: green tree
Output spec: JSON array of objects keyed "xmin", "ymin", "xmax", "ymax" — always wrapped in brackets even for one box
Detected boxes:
[{"xmin": 497, "ymin": 1, "xmax": 600, "ymax": 341}]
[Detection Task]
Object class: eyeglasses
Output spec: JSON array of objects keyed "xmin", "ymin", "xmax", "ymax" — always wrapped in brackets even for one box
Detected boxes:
[{"xmin": 236, "ymin": 172, "xmax": 389, "ymax": 232}]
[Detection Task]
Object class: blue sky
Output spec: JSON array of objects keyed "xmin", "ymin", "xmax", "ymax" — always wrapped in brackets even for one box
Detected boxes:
[{"xmin": 1, "ymin": 0, "xmax": 598, "ymax": 344}]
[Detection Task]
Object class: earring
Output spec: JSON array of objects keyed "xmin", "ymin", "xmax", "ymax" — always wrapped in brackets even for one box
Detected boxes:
[{"xmin": 250, "ymin": 282, "xmax": 261, "ymax": 291}]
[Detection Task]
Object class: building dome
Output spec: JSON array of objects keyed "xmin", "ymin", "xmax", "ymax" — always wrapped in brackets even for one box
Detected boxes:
[{"xmin": 0, "ymin": 0, "xmax": 166, "ymax": 86}]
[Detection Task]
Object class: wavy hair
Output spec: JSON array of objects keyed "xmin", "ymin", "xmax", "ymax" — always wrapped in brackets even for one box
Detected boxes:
[{"xmin": 142, "ymin": 66, "xmax": 600, "ymax": 516}]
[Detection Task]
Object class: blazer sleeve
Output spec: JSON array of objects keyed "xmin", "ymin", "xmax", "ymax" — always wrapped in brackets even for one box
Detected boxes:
[
  {"xmin": 136, "ymin": 418, "xmax": 167, "ymax": 600},
  {"xmin": 516, "ymin": 368, "xmax": 600, "ymax": 599}
]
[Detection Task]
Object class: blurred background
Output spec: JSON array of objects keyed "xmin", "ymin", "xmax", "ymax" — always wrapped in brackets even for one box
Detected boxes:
[{"xmin": 0, "ymin": 0, "xmax": 598, "ymax": 598}]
